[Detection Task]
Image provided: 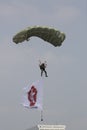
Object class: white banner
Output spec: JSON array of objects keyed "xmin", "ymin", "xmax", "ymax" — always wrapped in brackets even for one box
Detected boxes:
[{"xmin": 22, "ymin": 79, "xmax": 43, "ymax": 110}]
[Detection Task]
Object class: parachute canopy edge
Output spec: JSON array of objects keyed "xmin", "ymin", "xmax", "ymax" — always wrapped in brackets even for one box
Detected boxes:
[{"xmin": 13, "ymin": 26, "xmax": 66, "ymax": 47}]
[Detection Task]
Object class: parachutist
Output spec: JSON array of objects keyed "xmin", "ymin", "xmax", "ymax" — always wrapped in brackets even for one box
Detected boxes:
[{"xmin": 39, "ymin": 60, "xmax": 48, "ymax": 77}]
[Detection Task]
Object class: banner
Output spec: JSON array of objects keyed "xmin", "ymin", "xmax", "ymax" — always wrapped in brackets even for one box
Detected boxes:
[{"xmin": 22, "ymin": 79, "xmax": 43, "ymax": 110}]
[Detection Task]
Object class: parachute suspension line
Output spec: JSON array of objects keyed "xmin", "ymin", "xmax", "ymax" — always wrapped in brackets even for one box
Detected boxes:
[{"xmin": 41, "ymin": 110, "xmax": 43, "ymax": 121}]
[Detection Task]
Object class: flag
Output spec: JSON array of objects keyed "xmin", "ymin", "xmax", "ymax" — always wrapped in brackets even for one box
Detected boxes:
[{"xmin": 22, "ymin": 79, "xmax": 43, "ymax": 110}]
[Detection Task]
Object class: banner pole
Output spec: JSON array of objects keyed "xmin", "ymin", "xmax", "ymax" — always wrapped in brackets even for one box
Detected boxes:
[{"xmin": 41, "ymin": 110, "xmax": 43, "ymax": 121}]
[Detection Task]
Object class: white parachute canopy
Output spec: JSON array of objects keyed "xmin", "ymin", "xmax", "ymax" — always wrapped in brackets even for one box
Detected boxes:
[{"xmin": 22, "ymin": 79, "xmax": 43, "ymax": 110}]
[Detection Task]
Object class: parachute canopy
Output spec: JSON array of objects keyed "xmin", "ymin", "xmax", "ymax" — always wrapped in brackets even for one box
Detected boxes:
[{"xmin": 13, "ymin": 26, "xmax": 66, "ymax": 47}]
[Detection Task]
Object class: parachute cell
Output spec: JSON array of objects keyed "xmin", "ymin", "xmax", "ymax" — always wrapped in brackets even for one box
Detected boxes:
[{"xmin": 13, "ymin": 26, "xmax": 66, "ymax": 47}]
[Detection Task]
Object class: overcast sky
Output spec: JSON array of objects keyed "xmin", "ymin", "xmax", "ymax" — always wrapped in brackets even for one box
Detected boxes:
[{"xmin": 0, "ymin": 0, "xmax": 87, "ymax": 130}]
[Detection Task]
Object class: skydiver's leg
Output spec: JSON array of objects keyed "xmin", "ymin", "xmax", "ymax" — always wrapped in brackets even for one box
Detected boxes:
[
  {"xmin": 44, "ymin": 70, "xmax": 48, "ymax": 77},
  {"xmin": 41, "ymin": 70, "xmax": 43, "ymax": 77}
]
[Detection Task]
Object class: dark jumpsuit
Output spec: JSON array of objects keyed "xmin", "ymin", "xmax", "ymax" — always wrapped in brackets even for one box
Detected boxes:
[{"xmin": 39, "ymin": 63, "xmax": 48, "ymax": 77}]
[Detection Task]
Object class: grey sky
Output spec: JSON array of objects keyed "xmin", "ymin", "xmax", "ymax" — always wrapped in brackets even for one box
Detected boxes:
[{"xmin": 0, "ymin": 0, "xmax": 87, "ymax": 130}]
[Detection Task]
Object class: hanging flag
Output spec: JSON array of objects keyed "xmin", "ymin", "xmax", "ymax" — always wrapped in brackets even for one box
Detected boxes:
[{"xmin": 22, "ymin": 79, "xmax": 43, "ymax": 110}]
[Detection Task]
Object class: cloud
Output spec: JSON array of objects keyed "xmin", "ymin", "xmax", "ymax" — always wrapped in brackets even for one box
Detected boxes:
[
  {"xmin": 0, "ymin": 2, "xmax": 80, "ymax": 26},
  {"xmin": 40, "ymin": 5, "xmax": 80, "ymax": 25},
  {"xmin": 54, "ymin": 6, "xmax": 80, "ymax": 23}
]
